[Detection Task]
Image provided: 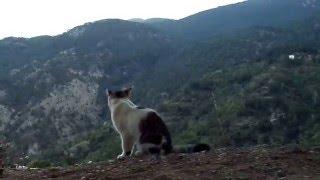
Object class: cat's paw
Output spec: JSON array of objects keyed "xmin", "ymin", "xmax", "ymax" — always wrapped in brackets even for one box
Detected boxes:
[
  {"xmin": 117, "ymin": 154, "xmax": 126, "ymax": 160},
  {"xmin": 134, "ymin": 151, "xmax": 144, "ymax": 157}
]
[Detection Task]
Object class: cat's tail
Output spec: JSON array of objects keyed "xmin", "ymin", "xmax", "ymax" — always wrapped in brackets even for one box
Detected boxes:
[{"xmin": 172, "ymin": 143, "xmax": 211, "ymax": 153}]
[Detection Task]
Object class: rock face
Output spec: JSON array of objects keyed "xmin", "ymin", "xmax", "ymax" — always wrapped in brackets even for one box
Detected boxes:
[
  {"xmin": 0, "ymin": 105, "xmax": 12, "ymax": 132},
  {"xmin": 4, "ymin": 78, "xmax": 103, "ymax": 156}
]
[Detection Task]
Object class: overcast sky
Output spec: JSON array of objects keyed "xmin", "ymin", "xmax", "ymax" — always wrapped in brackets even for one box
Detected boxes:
[{"xmin": 0, "ymin": 0, "xmax": 244, "ymax": 39}]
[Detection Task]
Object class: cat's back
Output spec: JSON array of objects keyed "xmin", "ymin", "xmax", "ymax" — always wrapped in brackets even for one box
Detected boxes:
[{"xmin": 128, "ymin": 106, "xmax": 156, "ymax": 121}]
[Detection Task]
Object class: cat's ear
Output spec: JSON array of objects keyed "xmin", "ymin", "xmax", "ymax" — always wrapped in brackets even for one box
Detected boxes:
[
  {"xmin": 106, "ymin": 89, "xmax": 112, "ymax": 96},
  {"xmin": 124, "ymin": 86, "xmax": 133, "ymax": 97}
]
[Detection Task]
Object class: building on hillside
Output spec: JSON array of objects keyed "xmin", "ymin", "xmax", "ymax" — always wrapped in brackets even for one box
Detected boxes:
[{"xmin": 289, "ymin": 54, "xmax": 295, "ymax": 60}]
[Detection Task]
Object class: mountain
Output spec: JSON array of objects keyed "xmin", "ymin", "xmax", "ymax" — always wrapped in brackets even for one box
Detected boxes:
[
  {"xmin": 1, "ymin": 0, "xmax": 320, "ymax": 165},
  {"xmin": 148, "ymin": 0, "xmax": 320, "ymax": 40}
]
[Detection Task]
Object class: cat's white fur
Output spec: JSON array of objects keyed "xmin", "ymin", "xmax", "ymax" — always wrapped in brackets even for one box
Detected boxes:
[{"xmin": 107, "ymin": 91, "xmax": 157, "ymax": 159}]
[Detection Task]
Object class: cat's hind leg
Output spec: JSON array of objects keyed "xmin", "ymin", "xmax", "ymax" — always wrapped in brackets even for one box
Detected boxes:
[
  {"xmin": 135, "ymin": 143, "xmax": 161, "ymax": 159},
  {"xmin": 134, "ymin": 143, "xmax": 146, "ymax": 157}
]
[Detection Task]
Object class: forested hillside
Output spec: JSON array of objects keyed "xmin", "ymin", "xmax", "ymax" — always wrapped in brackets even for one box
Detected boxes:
[{"xmin": 0, "ymin": 0, "xmax": 320, "ymax": 166}]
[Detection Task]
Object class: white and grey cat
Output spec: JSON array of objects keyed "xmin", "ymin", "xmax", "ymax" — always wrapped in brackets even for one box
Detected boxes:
[{"xmin": 106, "ymin": 87, "xmax": 210, "ymax": 159}]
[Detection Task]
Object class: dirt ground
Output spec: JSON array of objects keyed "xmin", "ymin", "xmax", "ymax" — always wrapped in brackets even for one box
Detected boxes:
[{"xmin": 2, "ymin": 146, "xmax": 320, "ymax": 180}]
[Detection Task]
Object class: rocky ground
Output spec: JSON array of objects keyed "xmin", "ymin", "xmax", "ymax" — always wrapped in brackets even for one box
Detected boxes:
[{"xmin": 2, "ymin": 146, "xmax": 320, "ymax": 180}]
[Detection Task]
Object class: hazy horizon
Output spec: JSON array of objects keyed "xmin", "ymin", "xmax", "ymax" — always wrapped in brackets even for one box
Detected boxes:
[{"xmin": 0, "ymin": 0, "xmax": 245, "ymax": 39}]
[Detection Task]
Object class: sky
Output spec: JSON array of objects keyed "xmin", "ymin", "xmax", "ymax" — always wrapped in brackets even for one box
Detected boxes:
[{"xmin": 0, "ymin": 0, "xmax": 244, "ymax": 39}]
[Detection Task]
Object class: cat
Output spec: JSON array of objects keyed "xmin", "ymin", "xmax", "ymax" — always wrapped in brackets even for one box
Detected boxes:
[{"xmin": 106, "ymin": 87, "xmax": 210, "ymax": 159}]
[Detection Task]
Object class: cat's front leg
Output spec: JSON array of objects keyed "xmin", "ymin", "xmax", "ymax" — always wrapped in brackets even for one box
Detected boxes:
[{"xmin": 117, "ymin": 134, "xmax": 134, "ymax": 159}]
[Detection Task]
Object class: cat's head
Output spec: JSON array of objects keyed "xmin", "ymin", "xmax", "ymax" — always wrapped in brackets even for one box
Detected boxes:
[{"xmin": 106, "ymin": 87, "xmax": 133, "ymax": 107}]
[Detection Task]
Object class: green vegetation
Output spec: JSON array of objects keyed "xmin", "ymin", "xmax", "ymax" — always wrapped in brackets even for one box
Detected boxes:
[{"xmin": 28, "ymin": 160, "xmax": 52, "ymax": 168}]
